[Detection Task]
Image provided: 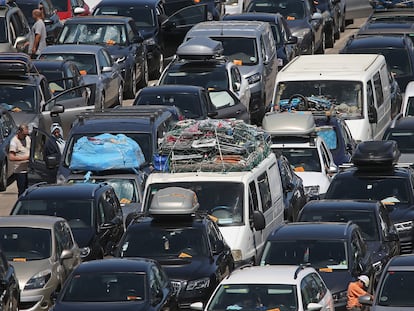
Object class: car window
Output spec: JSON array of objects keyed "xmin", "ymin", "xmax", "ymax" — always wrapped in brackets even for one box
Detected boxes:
[
  {"xmin": 94, "ymin": 5, "xmax": 156, "ymax": 28},
  {"xmin": 374, "ymin": 71, "xmax": 384, "ymax": 107},
  {"xmin": 39, "ymin": 53, "xmax": 98, "ymax": 74},
  {"xmin": 211, "ymin": 37, "xmax": 258, "ymax": 65},
  {"xmin": 167, "ymin": 4, "xmax": 207, "ymax": 26}
]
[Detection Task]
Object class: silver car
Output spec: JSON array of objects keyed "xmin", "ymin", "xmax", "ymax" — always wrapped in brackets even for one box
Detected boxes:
[{"xmin": 0, "ymin": 215, "xmax": 81, "ymax": 311}]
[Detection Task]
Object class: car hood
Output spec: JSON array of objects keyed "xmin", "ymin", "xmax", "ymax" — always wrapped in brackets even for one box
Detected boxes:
[
  {"xmin": 156, "ymin": 256, "xmax": 213, "ymax": 281},
  {"xmin": 386, "ymin": 203, "xmax": 414, "ymax": 224},
  {"xmin": 71, "ymin": 227, "xmax": 95, "ymax": 248},
  {"xmin": 104, "ymin": 45, "xmax": 129, "ymax": 58},
  {"xmin": 10, "ymin": 111, "xmax": 37, "ymax": 127},
  {"xmin": 295, "ymin": 171, "xmax": 331, "ymax": 194},
  {"xmin": 319, "ymin": 270, "xmax": 353, "ymax": 295},
  {"xmin": 54, "ymin": 301, "xmax": 150, "ymax": 311},
  {"xmin": 12, "ymin": 258, "xmax": 52, "ymax": 290},
  {"xmin": 237, "ymin": 65, "xmax": 262, "ymax": 79}
]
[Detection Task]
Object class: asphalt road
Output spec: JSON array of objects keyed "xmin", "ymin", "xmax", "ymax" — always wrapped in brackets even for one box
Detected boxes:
[{"xmin": 0, "ymin": 16, "xmax": 369, "ymax": 216}]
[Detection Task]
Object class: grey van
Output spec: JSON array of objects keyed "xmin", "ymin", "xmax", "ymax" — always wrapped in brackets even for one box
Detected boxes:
[{"xmin": 184, "ymin": 20, "xmax": 278, "ymax": 124}]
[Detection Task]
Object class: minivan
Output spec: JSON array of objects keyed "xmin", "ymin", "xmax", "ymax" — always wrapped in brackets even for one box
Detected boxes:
[
  {"xmin": 272, "ymin": 54, "xmax": 393, "ymax": 142},
  {"xmin": 184, "ymin": 20, "xmax": 278, "ymax": 124}
]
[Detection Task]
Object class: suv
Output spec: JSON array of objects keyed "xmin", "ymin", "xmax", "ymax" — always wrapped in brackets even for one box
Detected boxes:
[
  {"xmin": 184, "ymin": 20, "xmax": 278, "ymax": 124},
  {"xmin": 259, "ymin": 221, "xmax": 377, "ymax": 310},
  {"xmin": 196, "ymin": 265, "xmax": 334, "ymax": 311},
  {"xmin": 114, "ymin": 187, "xmax": 235, "ymax": 309},
  {"xmin": 0, "ymin": 1, "xmax": 30, "ymax": 53},
  {"xmin": 325, "ymin": 140, "xmax": 414, "ymax": 255},
  {"xmin": 10, "ymin": 182, "xmax": 125, "ymax": 261}
]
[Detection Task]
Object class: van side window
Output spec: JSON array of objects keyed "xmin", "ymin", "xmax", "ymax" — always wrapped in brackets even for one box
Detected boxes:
[
  {"xmin": 367, "ymin": 81, "xmax": 375, "ymax": 111},
  {"xmin": 249, "ymin": 181, "xmax": 259, "ymax": 215},
  {"xmin": 373, "ymin": 72, "xmax": 384, "ymax": 107},
  {"xmin": 258, "ymin": 172, "xmax": 272, "ymax": 212}
]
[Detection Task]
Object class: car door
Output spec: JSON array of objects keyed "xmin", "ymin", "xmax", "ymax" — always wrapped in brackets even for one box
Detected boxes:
[
  {"xmin": 97, "ymin": 49, "xmax": 119, "ymax": 106},
  {"xmin": 207, "ymin": 221, "xmax": 231, "ymax": 282},
  {"xmin": 54, "ymin": 221, "xmax": 79, "ymax": 281},
  {"xmin": 160, "ymin": 4, "xmax": 208, "ymax": 58},
  {"xmin": 0, "ymin": 251, "xmax": 18, "ymax": 310},
  {"xmin": 127, "ymin": 21, "xmax": 144, "ymax": 81},
  {"xmin": 208, "ymin": 90, "xmax": 249, "ymax": 122}
]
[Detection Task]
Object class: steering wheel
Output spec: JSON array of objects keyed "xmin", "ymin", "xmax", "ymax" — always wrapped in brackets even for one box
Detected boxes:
[
  {"xmin": 211, "ymin": 206, "xmax": 233, "ymax": 218},
  {"xmin": 288, "ymin": 94, "xmax": 309, "ymax": 111}
]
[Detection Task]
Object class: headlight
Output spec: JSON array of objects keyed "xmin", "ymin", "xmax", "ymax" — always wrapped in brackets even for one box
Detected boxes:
[
  {"xmin": 246, "ymin": 73, "xmax": 261, "ymax": 84},
  {"xmin": 24, "ymin": 270, "xmax": 51, "ymax": 290},
  {"xmin": 292, "ymin": 29, "xmax": 309, "ymax": 40},
  {"xmin": 394, "ymin": 221, "xmax": 413, "ymax": 232},
  {"xmin": 332, "ymin": 290, "xmax": 347, "ymax": 303},
  {"xmin": 304, "ymin": 185, "xmax": 320, "ymax": 199},
  {"xmin": 232, "ymin": 249, "xmax": 242, "ymax": 262},
  {"xmin": 186, "ymin": 277, "xmax": 210, "ymax": 291},
  {"xmin": 80, "ymin": 247, "xmax": 91, "ymax": 258},
  {"xmin": 144, "ymin": 38, "xmax": 156, "ymax": 46}
]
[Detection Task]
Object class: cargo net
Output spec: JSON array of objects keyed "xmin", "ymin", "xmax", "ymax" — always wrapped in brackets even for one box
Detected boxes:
[{"xmin": 156, "ymin": 119, "xmax": 271, "ymax": 173}]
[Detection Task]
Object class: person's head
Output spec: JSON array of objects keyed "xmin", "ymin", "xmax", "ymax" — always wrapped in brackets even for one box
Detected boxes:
[
  {"xmin": 17, "ymin": 124, "xmax": 29, "ymax": 139},
  {"xmin": 358, "ymin": 275, "xmax": 370, "ymax": 288},
  {"xmin": 50, "ymin": 123, "xmax": 63, "ymax": 138},
  {"xmin": 32, "ymin": 9, "xmax": 42, "ymax": 21}
]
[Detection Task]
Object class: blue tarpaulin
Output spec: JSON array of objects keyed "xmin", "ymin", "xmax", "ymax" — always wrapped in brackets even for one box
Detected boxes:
[{"xmin": 70, "ymin": 133, "xmax": 145, "ymax": 171}]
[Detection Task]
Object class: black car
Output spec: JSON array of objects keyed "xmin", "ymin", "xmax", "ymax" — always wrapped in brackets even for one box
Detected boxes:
[
  {"xmin": 10, "ymin": 183, "xmax": 125, "ymax": 261},
  {"xmin": 0, "ymin": 246, "xmax": 19, "ymax": 311},
  {"xmin": 341, "ymin": 34, "xmax": 414, "ymax": 91},
  {"xmin": 51, "ymin": 258, "xmax": 178, "ymax": 311},
  {"xmin": 315, "ymin": 0, "xmax": 341, "ymax": 48},
  {"xmin": 246, "ymin": 0, "xmax": 324, "ymax": 55},
  {"xmin": 383, "ymin": 115, "xmax": 414, "ymax": 164},
  {"xmin": 0, "ymin": 108, "xmax": 18, "ymax": 191},
  {"xmin": 259, "ymin": 221, "xmax": 377, "ymax": 310},
  {"xmin": 298, "ymin": 199, "xmax": 401, "ymax": 287},
  {"xmin": 115, "ymin": 187, "xmax": 235, "ymax": 309},
  {"xmin": 222, "ymin": 12, "xmax": 299, "ymax": 68},
  {"xmin": 55, "ymin": 16, "xmax": 147, "ymax": 99},
  {"xmin": 15, "ymin": 0, "xmax": 63, "ymax": 44},
  {"xmin": 93, "ymin": 0, "xmax": 210, "ymax": 78},
  {"xmin": 325, "ymin": 140, "xmax": 414, "ymax": 255}
]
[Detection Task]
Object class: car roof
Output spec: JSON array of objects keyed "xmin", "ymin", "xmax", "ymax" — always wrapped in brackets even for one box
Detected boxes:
[
  {"xmin": 346, "ymin": 35, "xmax": 409, "ymax": 49},
  {"xmin": 188, "ymin": 20, "xmax": 268, "ymax": 37},
  {"xmin": 71, "ymin": 117, "xmax": 162, "ymax": 134},
  {"xmin": 19, "ymin": 183, "xmax": 107, "ymax": 200},
  {"xmin": 64, "ymin": 15, "xmax": 133, "ymax": 24},
  {"xmin": 335, "ymin": 166, "xmax": 411, "ymax": 178},
  {"xmin": 41, "ymin": 44, "xmax": 105, "ymax": 54},
  {"xmin": 223, "ymin": 12, "xmax": 283, "ymax": 23},
  {"xmin": 387, "ymin": 254, "xmax": 414, "ymax": 269},
  {"xmin": 0, "ymin": 215, "xmax": 66, "ymax": 228},
  {"xmin": 74, "ymin": 258, "xmax": 157, "ymax": 273},
  {"xmin": 139, "ymin": 85, "xmax": 205, "ymax": 94},
  {"xmin": 32, "ymin": 59, "xmax": 72, "ymax": 71},
  {"xmin": 302, "ymin": 199, "xmax": 381, "ymax": 212},
  {"xmin": 96, "ymin": 0, "xmax": 159, "ymax": 7},
  {"xmin": 267, "ymin": 222, "xmax": 355, "ymax": 240},
  {"xmin": 222, "ymin": 265, "xmax": 314, "ymax": 285}
]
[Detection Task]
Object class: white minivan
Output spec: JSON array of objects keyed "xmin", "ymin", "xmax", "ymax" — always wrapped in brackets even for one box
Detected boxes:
[
  {"xmin": 272, "ymin": 54, "xmax": 393, "ymax": 142},
  {"xmin": 142, "ymin": 152, "xmax": 284, "ymax": 267}
]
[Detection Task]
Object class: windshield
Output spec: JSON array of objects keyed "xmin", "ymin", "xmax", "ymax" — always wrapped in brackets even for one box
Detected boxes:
[
  {"xmin": 0, "ymin": 227, "xmax": 51, "ymax": 261},
  {"xmin": 384, "ymin": 130, "xmax": 414, "ymax": 153},
  {"xmin": 406, "ymin": 97, "xmax": 414, "ymax": 116},
  {"xmin": 39, "ymin": 53, "xmax": 97, "ymax": 75},
  {"xmin": 94, "ymin": 6, "xmax": 155, "ymax": 27},
  {"xmin": 0, "ymin": 17, "xmax": 7, "ymax": 43},
  {"xmin": 119, "ymin": 227, "xmax": 209, "ymax": 258},
  {"xmin": 63, "ymin": 272, "xmax": 146, "ymax": 302},
  {"xmin": 211, "ymin": 37, "xmax": 258, "ymax": 66},
  {"xmin": 377, "ymin": 271, "xmax": 414, "ymax": 307},
  {"xmin": 146, "ymin": 182, "xmax": 244, "ymax": 226},
  {"xmin": 0, "ymin": 84, "xmax": 36, "ymax": 112},
  {"xmin": 326, "ymin": 177, "xmax": 410, "ymax": 204},
  {"xmin": 260, "ymin": 240, "xmax": 349, "ymax": 270},
  {"xmin": 12, "ymin": 200, "xmax": 94, "ymax": 228},
  {"xmin": 275, "ymin": 148, "xmax": 321, "ymax": 172},
  {"xmin": 58, "ymin": 24, "xmax": 127, "ymax": 46},
  {"xmin": 299, "ymin": 210, "xmax": 379, "ymax": 241},
  {"xmin": 207, "ymin": 284, "xmax": 298, "ymax": 311},
  {"xmin": 50, "ymin": 0, "xmax": 68, "ymax": 11},
  {"xmin": 274, "ymin": 81, "xmax": 364, "ymax": 119},
  {"xmin": 247, "ymin": 0, "xmax": 305, "ymax": 20}
]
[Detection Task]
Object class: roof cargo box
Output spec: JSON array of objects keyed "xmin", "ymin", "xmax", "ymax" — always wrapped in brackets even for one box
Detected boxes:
[
  {"xmin": 352, "ymin": 140, "xmax": 400, "ymax": 168},
  {"xmin": 0, "ymin": 53, "xmax": 32, "ymax": 76},
  {"xmin": 149, "ymin": 187, "xmax": 199, "ymax": 215},
  {"xmin": 262, "ymin": 112, "xmax": 316, "ymax": 136},
  {"xmin": 176, "ymin": 37, "xmax": 224, "ymax": 60}
]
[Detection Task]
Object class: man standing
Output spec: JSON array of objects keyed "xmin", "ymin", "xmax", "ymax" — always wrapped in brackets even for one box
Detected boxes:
[
  {"xmin": 9, "ymin": 124, "xmax": 31, "ymax": 197},
  {"xmin": 28, "ymin": 9, "xmax": 46, "ymax": 58},
  {"xmin": 346, "ymin": 275, "xmax": 373, "ymax": 311}
]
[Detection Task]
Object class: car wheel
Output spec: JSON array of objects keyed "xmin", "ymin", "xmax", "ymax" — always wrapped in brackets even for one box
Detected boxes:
[
  {"xmin": 315, "ymin": 35, "xmax": 325, "ymax": 54},
  {"xmin": 340, "ymin": 14, "xmax": 346, "ymax": 32},
  {"xmin": 138, "ymin": 59, "xmax": 149, "ymax": 89},
  {"xmin": 125, "ymin": 68, "xmax": 137, "ymax": 99},
  {"xmin": 99, "ymin": 93, "xmax": 105, "ymax": 110},
  {"xmin": 150, "ymin": 52, "xmax": 164, "ymax": 80},
  {"xmin": 0, "ymin": 161, "xmax": 7, "ymax": 192},
  {"xmin": 115, "ymin": 84, "xmax": 123, "ymax": 106},
  {"xmin": 325, "ymin": 27, "xmax": 334, "ymax": 49}
]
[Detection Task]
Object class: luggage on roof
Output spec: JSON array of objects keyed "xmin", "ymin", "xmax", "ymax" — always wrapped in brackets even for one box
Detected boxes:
[
  {"xmin": 176, "ymin": 37, "xmax": 224, "ymax": 60},
  {"xmin": 262, "ymin": 112, "xmax": 316, "ymax": 136},
  {"xmin": 0, "ymin": 53, "xmax": 33, "ymax": 76},
  {"xmin": 149, "ymin": 187, "xmax": 199, "ymax": 216},
  {"xmin": 352, "ymin": 140, "xmax": 400, "ymax": 168}
]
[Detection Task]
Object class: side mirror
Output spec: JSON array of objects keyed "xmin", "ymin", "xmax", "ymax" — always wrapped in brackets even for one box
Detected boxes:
[
  {"xmin": 214, "ymin": 240, "xmax": 225, "ymax": 254},
  {"xmin": 263, "ymin": 54, "xmax": 270, "ymax": 65},
  {"xmin": 73, "ymin": 7, "xmax": 85, "ymax": 15},
  {"xmin": 286, "ymin": 36, "xmax": 298, "ymax": 44},
  {"xmin": 233, "ymin": 82, "xmax": 241, "ymax": 92},
  {"xmin": 307, "ymin": 302, "xmax": 323, "ymax": 311},
  {"xmin": 311, "ymin": 12, "xmax": 322, "ymax": 20},
  {"xmin": 60, "ymin": 249, "xmax": 74, "ymax": 263},
  {"xmin": 50, "ymin": 104, "xmax": 64, "ymax": 117},
  {"xmin": 101, "ymin": 66, "xmax": 113, "ymax": 73},
  {"xmin": 368, "ymin": 104, "xmax": 378, "ymax": 123},
  {"xmin": 328, "ymin": 164, "xmax": 338, "ymax": 175},
  {"xmin": 252, "ymin": 210, "xmax": 266, "ymax": 231},
  {"xmin": 190, "ymin": 302, "xmax": 203, "ymax": 310},
  {"xmin": 358, "ymin": 295, "xmax": 373, "ymax": 306},
  {"xmin": 14, "ymin": 36, "xmax": 28, "ymax": 51},
  {"xmin": 45, "ymin": 155, "xmax": 59, "ymax": 169}
]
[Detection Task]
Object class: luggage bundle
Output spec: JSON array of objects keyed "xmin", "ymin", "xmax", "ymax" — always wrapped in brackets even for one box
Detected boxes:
[{"xmin": 156, "ymin": 119, "xmax": 270, "ymax": 173}]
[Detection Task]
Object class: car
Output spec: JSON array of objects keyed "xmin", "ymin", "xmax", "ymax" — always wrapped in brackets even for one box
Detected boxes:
[
  {"xmin": 366, "ymin": 7, "xmax": 414, "ymax": 23},
  {"xmin": 15, "ymin": 0, "xmax": 63, "ymax": 44},
  {"xmin": 383, "ymin": 115, "xmax": 414, "ymax": 163},
  {"xmin": 0, "ymin": 238, "xmax": 20, "ymax": 311},
  {"xmin": 50, "ymin": 0, "xmax": 90, "ymax": 21},
  {"xmin": 158, "ymin": 38, "xmax": 251, "ymax": 121},
  {"xmin": 0, "ymin": 215, "xmax": 80, "ymax": 311},
  {"xmin": 51, "ymin": 258, "xmax": 178, "ymax": 311},
  {"xmin": 38, "ymin": 44, "xmax": 124, "ymax": 109},
  {"xmin": 56, "ymin": 16, "xmax": 147, "ymax": 99},
  {"xmin": 341, "ymin": 34, "xmax": 414, "ymax": 92},
  {"xmin": 10, "ymin": 182, "xmax": 125, "ymax": 261},
  {"xmin": 325, "ymin": 140, "xmax": 414, "ymax": 255},
  {"xmin": 183, "ymin": 20, "xmax": 278, "ymax": 124},
  {"xmin": 359, "ymin": 254, "xmax": 414, "ymax": 310},
  {"xmin": 0, "ymin": 0, "xmax": 30, "ymax": 53},
  {"xmin": 369, "ymin": 0, "xmax": 414, "ymax": 9},
  {"xmin": 114, "ymin": 187, "xmax": 235, "ymax": 309},
  {"xmin": 246, "ymin": 0, "xmax": 324, "ymax": 55},
  {"xmin": 402, "ymin": 80, "xmax": 414, "ymax": 117},
  {"xmin": 315, "ymin": 0, "xmax": 341, "ymax": 48},
  {"xmin": 93, "ymin": 0, "xmax": 210, "ymax": 78},
  {"xmin": 297, "ymin": 199, "xmax": 401, "ymax": 286},
  {"xmin": 0, "ymin": 108, "xmax": 18, "ymax": 191},
  {"xmin": 222, "ymin": 12, "xmax": 299, "ymax": 69},
  {"xmin": 192, "ymin": 265, "xmax": 334, "ymax": 311},
  {"xmin": 262, "ymin": 112, "xmax": 338, "ymax": 199},
  {"xmin": 259, "ymin": 221, "xmax": 377, "ymax": 310}
]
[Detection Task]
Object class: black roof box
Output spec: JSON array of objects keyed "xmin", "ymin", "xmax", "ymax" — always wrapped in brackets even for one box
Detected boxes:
[
  {"xmin": 0, "ymin": 53, "xmax": 32, "ymax": 76},
  {"xmin": 176, "ymin": 37, "xmax": 223, "ymax": 60},
  {"xmin": 352, "ymin": 140, "xmax": 400, "ymax": 168}
]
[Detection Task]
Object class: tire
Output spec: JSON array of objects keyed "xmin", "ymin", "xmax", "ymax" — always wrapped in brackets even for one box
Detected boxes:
[
  {"xmin": 115, "ymin": 84, "xmax": 123, "ymax": 107},
  {"xmin": 340, "ymin": 13, "xmax": 346, "ymax": 32},
  {"xmin": 124, "ymin": 68, "xmax": 137, "ymax": 99},
  {"xmin": 138, "ymin": 59, "xmax": 149, "ymax": 89},
  {"xmin": 0, "ymin": 161, "xmax": 8, "ymax": 192},
  {"xmin": 315, "ymin": 35, "xmax": 325, "ymax": 54},
  {"xmin": 325, "ymin": 27, "xmax": 335, "ymax": 49},
  {"xmin": 99, "ymin": 93, "xmax": 105, "ymax": 110},
  {"xmin": 150, "ymin": 52, "xmax": 164, "ymax": 80}
]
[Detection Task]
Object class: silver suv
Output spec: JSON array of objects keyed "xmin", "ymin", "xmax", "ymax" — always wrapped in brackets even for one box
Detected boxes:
[{"xmin": 0, "ymin": 1, "xmax": 30, "ymax": 53}]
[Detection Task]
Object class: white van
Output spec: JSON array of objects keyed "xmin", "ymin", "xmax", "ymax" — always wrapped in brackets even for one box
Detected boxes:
[
  {"xmin": 272, "ymin": 54, "xmax": 392, "ymax": 142},
  {"xmin": 142, "ymin": 152, "xmax": 284, "ymax": 267},
  {"xmin": 402, "ymin": 81, "xmax": 414, "ymax": 117}
]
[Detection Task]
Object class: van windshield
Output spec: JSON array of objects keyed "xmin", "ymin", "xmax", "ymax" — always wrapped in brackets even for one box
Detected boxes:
[
  {"xmin": 211, "ymin": 37, "xmax": 259, "ymax": 65},
  {"xmin": 274, "ymin": 80, "xmax": 364, "ymax": 119},
  {"xmin": 146, "ymin": 182, "xmax": 244, "ymax": 226}
]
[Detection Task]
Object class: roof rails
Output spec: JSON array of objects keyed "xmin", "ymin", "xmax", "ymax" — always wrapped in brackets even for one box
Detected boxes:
[
  {"xmin": 294, "ymin": 263, "xmax": 312, "ymax": 280},
  {"xmin": 176, "ymin": 37, "xmax": 224, "ymax": 61}
]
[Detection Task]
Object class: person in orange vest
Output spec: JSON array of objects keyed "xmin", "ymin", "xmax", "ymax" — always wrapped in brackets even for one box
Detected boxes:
[{"xmin": 346, "ymin": 275, "xmax": 373, "ymax": 311}]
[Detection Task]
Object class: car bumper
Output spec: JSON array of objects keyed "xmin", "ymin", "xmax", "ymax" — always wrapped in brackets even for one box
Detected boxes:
[
  {"xmin": 171, "ymin": 281, "xmax": 212, "ymax": 309},
  {"xmin": 19, "ymin": 285, "xmax": 55, "ymax": 311}
]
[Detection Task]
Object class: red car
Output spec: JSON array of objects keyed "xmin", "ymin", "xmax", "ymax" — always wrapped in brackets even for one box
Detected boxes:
[{"xmin": 51, "ymin": 0, "xmax": 90, "ymax": 20}]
